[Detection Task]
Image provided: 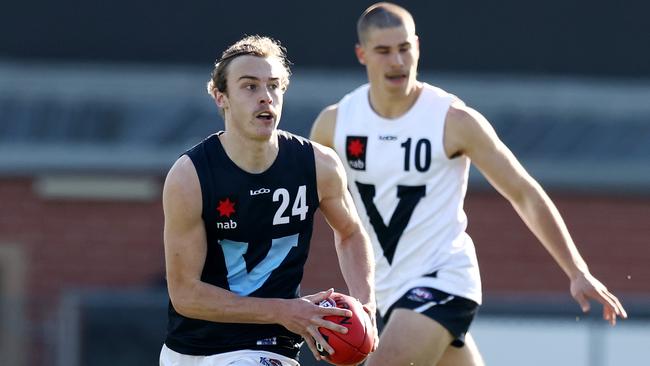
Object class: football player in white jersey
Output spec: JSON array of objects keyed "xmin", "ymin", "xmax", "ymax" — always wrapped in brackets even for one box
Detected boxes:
[{"xmin": 310, "ymin": 2, "xmax": 627, "ymax": 365}]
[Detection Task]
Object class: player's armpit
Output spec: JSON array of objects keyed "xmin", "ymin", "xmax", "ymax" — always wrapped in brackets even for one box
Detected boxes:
[{"xmin": 310, "ymin": 104, "xmax": 338, "ymax": 148}]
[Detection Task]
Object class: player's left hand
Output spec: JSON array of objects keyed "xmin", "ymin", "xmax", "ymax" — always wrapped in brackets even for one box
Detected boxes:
[{"xmin": 570, "ymin": 272, "xmax": 628, "ymax": 326}]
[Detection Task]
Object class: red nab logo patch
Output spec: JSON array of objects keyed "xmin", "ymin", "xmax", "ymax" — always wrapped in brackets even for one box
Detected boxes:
[
  {"xmin": 345, "ymin": 136, "xmax": 367, "ymax": 171},
  {"xmin": 216, "ymin": 197, "xmax": 238, "ymax": 229},
  {"xmin": 216, "ymin": 197, "xmax": 236, "ymax": 217}
]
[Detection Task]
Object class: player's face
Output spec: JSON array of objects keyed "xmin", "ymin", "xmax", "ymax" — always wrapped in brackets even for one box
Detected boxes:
[
  {"xmin": 216, "ymin": 55, "xmax": 287, "ymax": 141},
  {"xmin": 356, "ymin": 25, "xmax": 419, "ymax": 95}
]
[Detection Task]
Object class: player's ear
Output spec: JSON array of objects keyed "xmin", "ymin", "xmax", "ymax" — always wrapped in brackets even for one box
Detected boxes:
[
  {"xmin": 355, "ymin": 44, "xmax": 366, "ymax": 65},
  {"xmin": 215, "ymin": 90, "xmax": 228, "ymax": 109}
]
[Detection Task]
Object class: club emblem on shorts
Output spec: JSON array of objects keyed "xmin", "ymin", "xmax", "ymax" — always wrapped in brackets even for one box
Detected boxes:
[
  {"xmin": 407, "ymin": 287, "xmax": 434, "ymax": 303},
  {"xmin": 216, "ymin": 197, "xmax": 237, "ymax": 229},
  {"xmin": 259, "ymin": 357, "xmax": 283, "ymax": 366},
  {"xmin": 346, "ymin": 136, "xmax": 367, "ymax": 171}
]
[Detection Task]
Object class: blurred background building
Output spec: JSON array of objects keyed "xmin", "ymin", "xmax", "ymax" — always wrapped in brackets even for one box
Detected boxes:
[{"xmin": 1, "ymin": 1, "xmax": 649, "ymax": 365}]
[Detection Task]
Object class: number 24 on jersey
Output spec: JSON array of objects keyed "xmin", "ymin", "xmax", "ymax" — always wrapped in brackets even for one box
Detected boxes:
[{"xmin": 272, "ymin": 185, "xmax": 308, "ymax": 225}]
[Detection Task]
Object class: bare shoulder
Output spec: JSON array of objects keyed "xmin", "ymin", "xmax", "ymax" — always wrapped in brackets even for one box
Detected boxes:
[
  {"xmin": 444, "ymin": 99, "xmax": 496, "ymax": 157},
  {"xmin": 446, "ymin": 99, "xmax": 477, "ymax": 128},
  {"xmin": 312, "ymin": 141, "xmax": 344, "ymax": 178},
  {"xmin": 311, "ymin": 141, "xmax": 346, "ymax": 200},
  {"xmin": 164, "ymin": 155, "xmax": 199, "ymax": 192},
  {"xmin": 310, "ymin": 104, "xmax": 339, "ymax": 148},
  {"xmin": 163, "ymin": 155, "xmax": 202, "ymax": 215}
]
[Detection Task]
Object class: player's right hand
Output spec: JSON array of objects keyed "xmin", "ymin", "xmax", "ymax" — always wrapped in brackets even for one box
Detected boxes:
[
  {"xmin": 278, "ymin": 288, "xmax": 353, "ymax": 361},
  {"xmin": 570, "ymin": 271, "xmax": 627, "ymax": 326}
]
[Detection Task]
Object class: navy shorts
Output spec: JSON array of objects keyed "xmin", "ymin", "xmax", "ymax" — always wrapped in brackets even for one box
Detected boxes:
[{"xmin": 383, "ymin": 287, "xmax": 479, "ymax": 347}]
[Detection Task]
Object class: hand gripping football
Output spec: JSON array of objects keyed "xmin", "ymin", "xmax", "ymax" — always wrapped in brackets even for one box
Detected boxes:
[{"xmin": 316, "ymin": 292, "xmax": 375, "ymax": 365}]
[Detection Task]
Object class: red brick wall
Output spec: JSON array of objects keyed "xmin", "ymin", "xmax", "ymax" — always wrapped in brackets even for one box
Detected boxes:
[
  {"xmin": 0, "ymin": 177, "xmax": 166, "ymax": 366},
  {"xmin": 466, "ymin": 190, "xmax": 650, "ymax": 295},
  {"xmin": 0, "ymin": 176, "xmax": 165, "ymax": 296},
  {"xmin": 1, "ymin": 177, "xmax": 648, "ymax": 365}
]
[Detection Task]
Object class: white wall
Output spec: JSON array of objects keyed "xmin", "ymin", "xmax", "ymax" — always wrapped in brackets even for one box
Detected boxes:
[{"xmin": 472, "ymin": 316, "xmax": 650, "ymax": 366}]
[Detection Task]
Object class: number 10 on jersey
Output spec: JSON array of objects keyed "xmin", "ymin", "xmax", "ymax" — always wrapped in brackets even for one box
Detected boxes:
[{"xmin": 400, "ymin": 138, "xmax": 431, "ymax": 172}]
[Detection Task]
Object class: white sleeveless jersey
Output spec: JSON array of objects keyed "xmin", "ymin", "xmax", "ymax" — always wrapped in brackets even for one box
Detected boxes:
[{"xmin": 334, "ymin": 83, "xmax": 481, "ymax": 315}]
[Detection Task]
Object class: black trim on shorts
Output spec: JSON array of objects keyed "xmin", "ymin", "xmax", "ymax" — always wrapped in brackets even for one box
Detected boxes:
[{"xmin": 383, "ymin": 287, "xmax": 479, "ymax": 348}]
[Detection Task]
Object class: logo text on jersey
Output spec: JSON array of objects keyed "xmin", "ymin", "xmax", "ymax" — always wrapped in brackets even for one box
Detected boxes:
[
  {"xmin": 345, "ymin": 135, "xmax": 368, "ymax": 171},
  {"xmin": 216, "ymin": 219, "xmax": 237, "ymax": 229},
  {"xmin": 250, "ymin": 188, "xmax": 271, "ymax": 196},
  {"xmin": 379, "ymin": 135, "xmax": 397, "ymax": 141},
  {"xmin": 216, "ymin": 197, "xmax": 238, "ymax": 229}
]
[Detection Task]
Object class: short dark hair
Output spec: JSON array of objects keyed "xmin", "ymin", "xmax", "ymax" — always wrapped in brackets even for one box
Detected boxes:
[
  {"xmin": 357, "ymin": 2, "xmax": 415, "ymax": 44},
  {"xmin": 207, "ymin": 35, "xmax": 291, "ymax": 97}
]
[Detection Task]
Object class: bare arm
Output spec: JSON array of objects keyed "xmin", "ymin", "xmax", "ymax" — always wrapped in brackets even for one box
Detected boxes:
[
  {"xmin": 163, "ymin": 155, "xmax": 352, "ymax": 358},
  {"xmin": 444, "ymin": 101, "xmax": 627, "ymax": 325},
  {"xmin": 313, "ymin": 143, "xmax": 375, "ymax": 307},
  {"xmin": 164, "ymin": 155, "xmax": 282, "ymax": 323},
  {"xmin": 310, "ymin": 104, "xmax": 338, "ymax": 148},
  {"xmin": 312, "ymin": 142, "xmax": 378, "ymax": 334},
  {"xmin": 311, "ymin": 108, "xmax": 378, "ymax": 351}
]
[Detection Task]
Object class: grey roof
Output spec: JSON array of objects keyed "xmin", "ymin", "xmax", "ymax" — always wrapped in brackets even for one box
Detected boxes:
[{"xmin": 1, "ymin": 61, "xmax": 649, "ymax": 192}]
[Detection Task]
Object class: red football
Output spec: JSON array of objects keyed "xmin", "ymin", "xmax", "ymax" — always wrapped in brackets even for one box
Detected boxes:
[{"xmin": 316, "ymin": 292, "xmax": 375, "ymax": 365}]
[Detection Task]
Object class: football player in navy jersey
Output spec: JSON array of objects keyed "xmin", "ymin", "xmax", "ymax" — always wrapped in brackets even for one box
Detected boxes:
[
  {"xmin": 161, "ymin": 35, "xmax": 376, "ymax": 365},
  {"xmin": 311, "ymin": 3, "xmax": 627, "ymax": 366}
]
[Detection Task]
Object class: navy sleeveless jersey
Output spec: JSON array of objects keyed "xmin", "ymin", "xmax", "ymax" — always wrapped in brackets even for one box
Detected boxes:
[{"xmin": 164, "ymin": 130, "xmax": 320, "ymax": 359}]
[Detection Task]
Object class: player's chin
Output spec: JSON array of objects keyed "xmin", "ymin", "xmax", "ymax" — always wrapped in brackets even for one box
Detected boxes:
[{"xmin": 250, "ymin": 123, "xmax": 277, "ymax": 140}]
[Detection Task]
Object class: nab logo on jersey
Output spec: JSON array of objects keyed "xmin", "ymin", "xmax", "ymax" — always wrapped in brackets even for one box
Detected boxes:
[
  {"xmin": 216, "ymin": 197, "xmax": 238, "ymax": 229},
  {"xmin": 346, "ymin": 136, "xmax": 368, "ymax": 171}
]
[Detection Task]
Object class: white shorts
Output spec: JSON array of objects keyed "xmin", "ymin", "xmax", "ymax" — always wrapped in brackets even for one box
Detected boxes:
[{"xmin": 159, "ymin": 344, "xmax": 300, "ymax": 366}]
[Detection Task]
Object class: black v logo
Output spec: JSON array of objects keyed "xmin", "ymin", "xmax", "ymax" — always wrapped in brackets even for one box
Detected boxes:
[{"xmin": 355, "ymin": 182, "xmax": 426, "ymax": 264}]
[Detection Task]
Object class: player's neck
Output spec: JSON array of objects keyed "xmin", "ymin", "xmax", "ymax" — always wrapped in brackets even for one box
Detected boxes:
[
  {"xmin": 218, "ymin": 130, "xmax": 279, "ymax": 174},
  {"xmin": 368, "ymin": 81, "xmax": 422, "ymax": 119}
]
